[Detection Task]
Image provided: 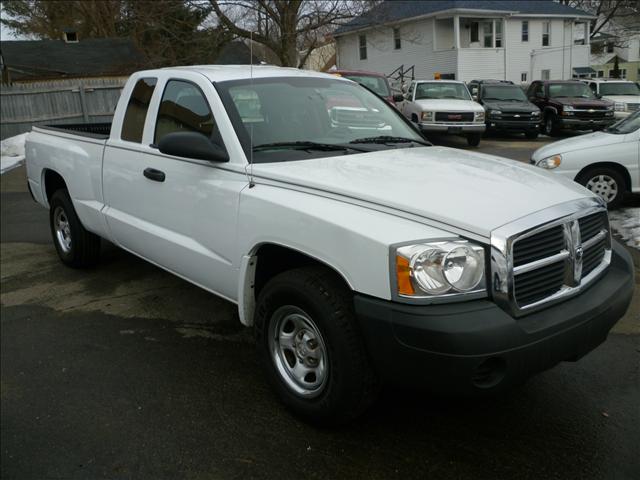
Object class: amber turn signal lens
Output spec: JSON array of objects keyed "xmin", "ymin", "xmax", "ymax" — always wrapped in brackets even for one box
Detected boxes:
[{"xmin": 396, "ymin": 255, "xmax": 415, "ymax": 295}]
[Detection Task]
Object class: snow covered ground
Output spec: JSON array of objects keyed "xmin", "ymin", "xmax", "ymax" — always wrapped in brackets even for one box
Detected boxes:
[
  {"xmin": 609, "ymin": 208, "xmax": 640, "ymax": 250},
  {"xmin": 0, "ymin": 133, "xmax": 28, "ymax": 174}
]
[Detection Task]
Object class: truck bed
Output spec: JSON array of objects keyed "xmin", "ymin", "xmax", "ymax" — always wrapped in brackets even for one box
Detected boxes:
[{"xmin": 38, "ymin": 123, "xmax": 112, "ymax": 140}]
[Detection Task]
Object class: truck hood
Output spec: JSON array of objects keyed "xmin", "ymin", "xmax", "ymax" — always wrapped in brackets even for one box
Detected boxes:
[
  {"xmin": 553, "ymin": 97, "xmax": 612, "ymax": 109},
  {"xmin": 482, "ymin": 100, "xmax": 539, "ymax": 112},
  {"xmin": 251, "ymin": 147, "xmax": 591, "ymax": 238},
  {"xmin": 414, "ymin": 99, "xmax": 484, "ymax": 112},
  {"xmin": 531, "ymin": 131, "xmax": 619, "ymax": 160}
]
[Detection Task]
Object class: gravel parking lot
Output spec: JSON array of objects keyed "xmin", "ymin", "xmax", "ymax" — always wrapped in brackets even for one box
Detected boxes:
[{"xmin": 1, "ymin": 135, "xmax": 638, "ymax": 480}]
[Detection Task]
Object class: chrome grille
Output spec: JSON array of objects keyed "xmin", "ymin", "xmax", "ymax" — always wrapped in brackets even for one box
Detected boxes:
[
  {"xmin": 491, "ymin": 199, "xmax": 612, "ymax": 316},
  {"xmin": 627, "ymin": 103, "xmax": 639, "ymax": 112}
]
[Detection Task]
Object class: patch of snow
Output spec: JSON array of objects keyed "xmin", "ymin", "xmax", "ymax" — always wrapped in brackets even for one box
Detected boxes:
[
  {"xmin": 1, "ymin": 133, "xmax": 28, "ymax": 174},
  {"xmin": 609, "ymin": 208, "xmax": 640, "ymax": 250}
]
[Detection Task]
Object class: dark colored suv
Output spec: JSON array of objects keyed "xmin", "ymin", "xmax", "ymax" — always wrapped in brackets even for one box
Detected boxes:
[
  {"xmin": 475, "ymin": 83, "xmax": 541, "ymax": 138},
  {"xmin": 526, "ymin": 80, "xmax": 615, "ymax": 136},
  {"xmin": 332, "ymin": 69, "xmax": 401, "ymax": 105}
]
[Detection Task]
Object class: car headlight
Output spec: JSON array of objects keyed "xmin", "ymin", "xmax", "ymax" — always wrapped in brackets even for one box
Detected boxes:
[
  {"xmin": 614, "ymin": 102, "xmax": 625, "ymax": 111},
  {"xmin": 421, "ymin": 111, "xmax": 434, "ymax": 122},
  {"xmin": 475, "ymin": 111, "xmax": 485, "ymax": 122},
  {"xmin": 393, "ymin": 240, "xmax": 486, "ymax": 301},
  {"xmin": 535, "ymin": 154, "xmax": 562, "ymax": 169},
  {"xmin": 489, "ymin": 109, "xmax": 502, "ymax": 116},
  {"xmin": 531, "ymin": 110, "xmax": 541, "ymax": 116}
]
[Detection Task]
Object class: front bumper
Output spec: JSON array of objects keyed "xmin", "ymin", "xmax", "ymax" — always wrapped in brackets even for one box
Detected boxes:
[
  {"xmin": 419, "ymin": 123, "xmax": 485, "ymax": 134},
  {"xmin": 487, "ymin": 119, "xmax": 541, "ymax": 131},
  {"xmin": 557, "ymin": 116, "xmax": 616, "ymax": 130},
  {"xmin": 614, "ymin": 110, "xmax": 632, "ymax": 119},
  {"xmin": 354, "ymin": 241, "xmax": 634, "ymax": 394}
]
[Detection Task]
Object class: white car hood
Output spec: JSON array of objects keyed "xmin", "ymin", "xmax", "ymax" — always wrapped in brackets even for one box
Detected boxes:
[
  {"xmin": 251, "ymin": 147, "xmax": 591, "ymax": 238},
  {"xmin": 413, "ymin": 99, "xmax": 483, "ymax": 112},
  {"xmin": 532, "ymin": 131, "xmax": 619, "ymax": 160},
  {"xmin": 602, "ymin": 94, "xmax": 640, "ymax": 104}
]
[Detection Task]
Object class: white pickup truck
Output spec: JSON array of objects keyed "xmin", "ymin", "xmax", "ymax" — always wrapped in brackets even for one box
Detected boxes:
[{"xmin": 26, "ymin": 66, "xmax": 634, "ymax": 423}]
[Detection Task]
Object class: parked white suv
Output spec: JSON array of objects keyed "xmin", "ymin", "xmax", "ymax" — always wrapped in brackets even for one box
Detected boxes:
[
  {"xmin": 582, "ymin": 78, "xmax": 640, "ymax": 118},
  {"xmin": 25, "ymin": 66, "xmax": 634, "ymax": 423},
  {"xmin": 398, "ymin": 80, "xmax": 485, "ymax": 146}
]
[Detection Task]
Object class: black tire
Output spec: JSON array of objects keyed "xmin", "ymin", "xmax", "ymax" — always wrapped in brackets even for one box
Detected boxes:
[
  {"xmin": 543, "ymin": 113, "xmax": 559, "ymax": 136},
  {"xmin": 524, "ymin": 130, "xmax": 539, "ymax": 139},
  {"xmin": 254, "ymin": 267, "xmax": 377, "ymax": 424},
  {"xmin": 411, "ymin": 113, "xmax": 419, "ymax": 124},
  {"xmin": 466, "ymin": 133, "xmax": 481, "ymax": 147},
  {"xmin": 49, "ymin": 189, "xmax": 101, "ymax": 267},
  {"xmin": 576, "ymin": 167, "xmax": 626, "ymax": 209}
]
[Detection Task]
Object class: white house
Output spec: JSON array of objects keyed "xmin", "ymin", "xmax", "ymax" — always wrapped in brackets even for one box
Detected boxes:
[{"xmin": 334, "ymin": 0, "xmax": 595, "ymax": 84}]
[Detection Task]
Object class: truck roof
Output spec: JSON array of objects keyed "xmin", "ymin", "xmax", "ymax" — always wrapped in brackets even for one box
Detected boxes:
[{"xmin": 158, "ymin": 64, "xmax": 341, "ymax": 82}]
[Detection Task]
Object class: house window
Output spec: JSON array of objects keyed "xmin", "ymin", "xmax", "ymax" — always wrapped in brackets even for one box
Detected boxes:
[
  {"xmin": 620, "ymin": 68, "xmax": 627, "ymax": 79},
  {"xmin": 470, "ymin": 22, "xmax": 479, "ymax": 43},
  {"xmin": 521, "ymin": 21, "xmax": 529, "ymax": 42},
  {"xmin": 393, "ymin": 28, "xmax": 401, "ymax": 50},
  {"xmin": 606, "ymin": 43, "xmax": 614, "ymax": 53},
  {"xmin": 483, "ymin": 22, "xmax": 493, "ymax": 48},
  {"xmin": 359, "ymin": 34, "xmax": 367, "ymax": 60},
  {"xmin": 541, "ymin": 69, "xmax": 550, "ymax": 80},
  {"xmin": 542, "ymin": 21, "xmax": 550, "ymax": 46},
  {"xmin": 495, "ymin": 21, "xmax": 503, "ymax": 47},
  {"xmin": 521, "ymin": 72, "xmax": 527, "ymax": 82},
  {"xmin": 597, "ymin": 70, "xmax": 604, "ymax": 77}
]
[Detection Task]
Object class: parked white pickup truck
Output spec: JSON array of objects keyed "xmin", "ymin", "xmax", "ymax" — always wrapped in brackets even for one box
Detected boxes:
[
  {"xmin": 398, "ymin": 80, "xmax": 486, "ymax": 146},
  {"xmin": 26, "ymin": 66, "xmax": 634, "ymax": 423}
]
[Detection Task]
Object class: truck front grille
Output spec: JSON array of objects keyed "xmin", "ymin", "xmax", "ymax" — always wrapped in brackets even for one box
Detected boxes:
[
  {"xmin": 435, "ymin": 112, "xmax": 474, "ymax": 122},
  {"xmin": 491, "ymin": 200, "xmax": 611, "ymax": 316}
]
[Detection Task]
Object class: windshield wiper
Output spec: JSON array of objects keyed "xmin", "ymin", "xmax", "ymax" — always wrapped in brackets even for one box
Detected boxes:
[
  {"xmin": 252, "ymin": 141, "xmax": 367, "ymax": 152},
  {"xmin": 349, "ymin": 136, "xmax": 430, "ymax": 146}
]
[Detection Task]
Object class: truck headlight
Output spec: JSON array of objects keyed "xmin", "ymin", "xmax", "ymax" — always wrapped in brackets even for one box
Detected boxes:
[
  {"xmin": 535, "ymin": 154, "xmax": 562, "ymax": 169},
  {"xmin": 421, "ymin": 111, "xmax": 434, "ymax": 122},
  {"xmin": 531, "ymin": 110, "xmax": 541, "ymax": 116},
  {"xmin": 475, "ymin": 111, "xmax": 485, "ymax": 122},
  {"xmin": 393, "ymin": 241, "xmax": 486, "ymax": 301},
  {"xmin": 563, "ymin": 105, "xmax": 576, "ymax": 112},
  {"xmin": 489, "ymin": 110, "xmax": 502, "ymax": 116},
  {"xmin": 614, "ymin": 102, "xmax": 625, "ymax": 112}
]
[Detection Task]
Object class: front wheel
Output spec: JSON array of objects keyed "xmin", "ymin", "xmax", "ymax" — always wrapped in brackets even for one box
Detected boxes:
[
  {"xmin": 466, "ymin": 133, "xmax": 481, "ymax": 147},
  {"xmin": 254, "ymin": 267, "xmax": 377, "ymax": 424},
  {"xmin": 49, "ymin": 189, "xmax": 101, "ymax": 267},
  {"xmin": 576, "ymin": 168, "xmax": 626, "ymax": 209},
  {"xmin": 543, "ymin": 114, "xmax": 559, "ymax": 136}
]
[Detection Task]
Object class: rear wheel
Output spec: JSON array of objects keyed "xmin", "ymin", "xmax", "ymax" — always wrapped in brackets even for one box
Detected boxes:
[
  {"xmin": 49, "ymin": 189, "xmax": 101, "ymax": 267},
  {"xmin": 576, "ymin": 167, "xmax": 626, "ymax": 209},
  {"xmin": 466, "ymin": 134, "xmax": 481, "ymax": 147},
  {"xmin": 254, "ymin": 267, "xmax": 377, "ymax": 424}
]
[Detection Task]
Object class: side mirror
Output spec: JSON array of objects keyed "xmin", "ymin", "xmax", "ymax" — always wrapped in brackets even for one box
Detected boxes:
[
  {"xmin": 158, "ymin": 131, "xmax": 229, "ymax": 162},
  {"xmin": 595, "ymin": 93, "xmax": 602, "ymax": 99},
  {"xmin": 393, "ymin": 94, "xmax": 405, "ymax": 103},
  {"xmin": 472, "ymin": 94, "xmax": 478, "ymax": 101}
]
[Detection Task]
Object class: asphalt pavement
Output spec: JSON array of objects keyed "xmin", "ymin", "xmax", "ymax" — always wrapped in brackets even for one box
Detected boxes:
[{"xmin": 1, "ymin": 136, "xmax": 639, "ymax": 479}]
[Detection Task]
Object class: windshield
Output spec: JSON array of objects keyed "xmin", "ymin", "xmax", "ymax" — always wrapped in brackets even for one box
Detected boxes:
[
  {"xmin": 606, "ymin": 110, "xmax": 640, "ymax": 134},
  {"xmin": 342, "ymin": 74, "xmax": 391, "ymax": 97},
  {"xmin": 216, "ymin": 77, "xmax": 424, "ymax": 163},
  {"xmin": 482, "ymin": 85, "xmax": 527, "ymax": 101},
  {"xmin": 599, "ymin": 82, "xmax": 640, "ymax": 96},
  {"xmin": 548, "ymin": 83, "xmax": 595, "ymax": 98},
  {"xmin": 415, "ymin": 82, "xmax": 471, "ymax": 100}
]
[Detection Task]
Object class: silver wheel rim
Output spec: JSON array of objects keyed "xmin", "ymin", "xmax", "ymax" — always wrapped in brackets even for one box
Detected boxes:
[
  {"xmin": 268, "ymin": 305, "xmax": 328, "ymax": 398},
  {"xmin": 53, "ymin": 206, "xmax": 72, "ymax": 253},
  {"xmin": 586, "ymin": 174, "xmax": 618, "ymax": 203}
]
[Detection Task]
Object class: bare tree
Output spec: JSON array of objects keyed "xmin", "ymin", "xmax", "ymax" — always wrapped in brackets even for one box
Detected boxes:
[
  {"xmin": 559, "ymin": 0, "xmax": 640, "ymax": 41},
  {"xmin": 208, "ymin": 0, "xmax": 374, "ymax": 67}
]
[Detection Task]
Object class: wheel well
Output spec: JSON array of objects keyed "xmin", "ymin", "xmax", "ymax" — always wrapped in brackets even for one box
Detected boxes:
[
  {"xmin": 253, "ymin": 244, "xmax": 351, "ymax": 298},
  {"xmin": 575, "ymin": 162, "xmax": 632, "ymax": 192},
  {"xmin": 43, "ymin": 169, "xmax": 67, "ymax": 203},
  {"xmin": 411, "ymin": 113, "xmax": 418, "ymax": 121}
]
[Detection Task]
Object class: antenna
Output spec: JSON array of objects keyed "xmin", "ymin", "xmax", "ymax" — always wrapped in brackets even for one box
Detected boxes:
[{"xmin": 247, "ymin": 31, "xmax": 256, "ymax": 188}]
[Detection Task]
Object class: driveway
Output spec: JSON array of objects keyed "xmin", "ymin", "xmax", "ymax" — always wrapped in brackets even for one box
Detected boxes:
[{"xmin": 1, "ymin": 136, "xmax": 639, "ymax": 479}]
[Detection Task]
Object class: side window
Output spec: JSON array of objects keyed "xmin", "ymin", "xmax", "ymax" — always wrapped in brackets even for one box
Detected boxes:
[
  {"xmin": 154, "ymin": 80, "xmax": 216, "ymax": 144},
  {"xmin": 121, "ymin": 78, "xmax": 157, "ymax": 143}
]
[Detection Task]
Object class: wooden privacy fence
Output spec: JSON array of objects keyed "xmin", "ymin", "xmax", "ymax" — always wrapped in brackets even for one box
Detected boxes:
[{"xmin": 0, "ymin": 77, "xmax": 129, "ymax": 140}]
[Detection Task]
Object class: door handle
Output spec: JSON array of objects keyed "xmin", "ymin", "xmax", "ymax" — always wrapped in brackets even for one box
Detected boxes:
[{"xmin": 143, "ymin": 168, "xmax": 165, "ymax": 182}]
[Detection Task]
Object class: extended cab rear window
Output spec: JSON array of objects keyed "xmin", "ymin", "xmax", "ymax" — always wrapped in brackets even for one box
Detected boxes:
[{"xmin": 121, "ymin": 78, "xmax": 157, "ymax": 143}]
